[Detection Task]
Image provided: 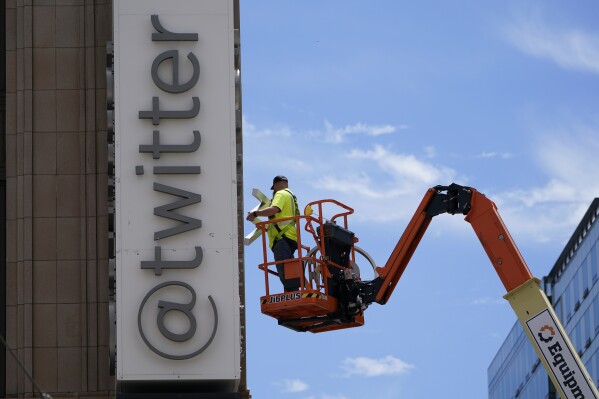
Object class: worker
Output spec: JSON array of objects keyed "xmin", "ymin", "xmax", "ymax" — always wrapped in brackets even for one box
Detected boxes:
[{"xmin": 247, "ymin": 175, "xmax": 300, "ymax": 292}]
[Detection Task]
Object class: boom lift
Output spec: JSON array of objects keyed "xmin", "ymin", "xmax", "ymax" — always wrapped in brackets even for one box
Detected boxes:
[{"xmin": 247, "ymin": 183, "xmax": 599, "ymax": 399}]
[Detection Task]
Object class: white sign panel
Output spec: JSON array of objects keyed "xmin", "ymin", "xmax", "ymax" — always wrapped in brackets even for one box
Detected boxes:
[
  {"xmin": 526, "ymin": 309, "xmax": 598, "ymax": 399},
  {"xmin": 114, "ymin": 0, "xmax": 239, "ymax": 382}
]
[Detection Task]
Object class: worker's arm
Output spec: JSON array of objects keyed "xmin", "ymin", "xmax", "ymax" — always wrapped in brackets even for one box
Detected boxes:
[{"xmin": 246, "ymin": 206, "xmax": 280, "ymax": 221}]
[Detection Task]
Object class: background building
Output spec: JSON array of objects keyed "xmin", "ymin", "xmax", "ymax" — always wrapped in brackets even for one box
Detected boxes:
[
  {"xmin": 488, "ymin": 199, "xmax": 599, "ymax": 399},
  {"xmin": 2, "ymin": 1, "xmax": 248, "ymax": 398}
]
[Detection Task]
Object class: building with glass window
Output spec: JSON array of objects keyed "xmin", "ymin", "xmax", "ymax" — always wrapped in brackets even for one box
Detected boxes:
[{"xmin": 488, "ymin": 199, "xmax": 599, "ymax": 399}]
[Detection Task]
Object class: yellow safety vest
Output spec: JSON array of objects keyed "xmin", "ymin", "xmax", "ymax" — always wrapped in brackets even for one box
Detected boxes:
[{"xmin": 267, "ymin": 189, "xmax": 299, "ymax": 248}]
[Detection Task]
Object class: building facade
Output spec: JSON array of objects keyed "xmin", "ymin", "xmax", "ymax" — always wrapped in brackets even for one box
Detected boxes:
[
  {"xmin": 2, "ymin": 1, "xmax": 248, "ymax": 398},
  {"xmin": 488, "ymin": 199, "xmax": 599, "ymax": 399}
]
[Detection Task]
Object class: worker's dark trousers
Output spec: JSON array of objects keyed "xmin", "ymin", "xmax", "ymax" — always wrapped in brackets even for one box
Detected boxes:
[{"xmin": 273, "ymin": 237, "xmax": 299, "ymax": 292}]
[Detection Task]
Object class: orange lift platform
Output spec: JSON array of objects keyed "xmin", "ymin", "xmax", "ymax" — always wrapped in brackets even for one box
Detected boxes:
[{"xmin": 253, "ymin": 199, "xmax": 374, "ymax": 333}]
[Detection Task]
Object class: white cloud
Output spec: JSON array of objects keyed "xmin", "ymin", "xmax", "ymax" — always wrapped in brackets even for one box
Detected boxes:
[
  {"xmin": 423, "ymin": 146, "xmax": 436, "ymax": 158},
  {"xmin": 489, "ymin": 131, "xmax": 599, "ymax": 243},
  {"xmin": 342, "ymin": 355, "xmax": 414, "ymax": 377},
  {"xmin": 348, "ymin": 145, "xmax": 456, "ymax": 186},
  {"xmin": 522, "ymin": 133, "xmax": 598, "ymax": 199},
  {"xmin": 506, "ymin": 20, "xmax": 599, "ymax": 74},
  {"xmin": 315, "ymin": 173, "xmax": 405, "ymax": 200},
  {"xmin": 324, "ymin": 120, "xmax": 402, "ymax": 143},
  {"xmin": 476, "ymin": 151, "xmax": 514, "ymax": 159},
  {"xmin": 310, "ymin": 145, "xmax": 460, "ymax": 224},
  {"xmin": 243, "ymin": 117, "xmax": 293, "ymax": 138},
  {"xmin": 277, "ymin": 378, "xmax": 309, "ymax": 393},
  {"xmin": 536, "ymin": 132, "xmax": 599, "ymax": 191},
  {"xmin": 491, "ymin": 187, "xmax": 589, "ymax": 244},
  {"xmin": 499, "ymin": 179, "xmax": 577, "ymax": 208},
  {"xmin": 243, "ymin": 117, "xmax": 404, "ymax": 147}
]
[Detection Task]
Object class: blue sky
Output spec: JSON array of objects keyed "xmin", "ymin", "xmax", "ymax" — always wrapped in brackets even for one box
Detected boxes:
[{"xmin": 239, "ymin": 1, "xmax": 599, "ymax": 398}]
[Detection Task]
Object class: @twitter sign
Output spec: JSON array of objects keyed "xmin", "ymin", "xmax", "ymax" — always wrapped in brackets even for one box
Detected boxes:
[{"xmin": 114, "ymin": 0, "xmax": 240, "ymax": 384}]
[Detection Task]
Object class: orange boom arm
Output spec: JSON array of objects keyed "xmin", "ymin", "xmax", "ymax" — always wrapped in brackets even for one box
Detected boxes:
[{"xmin": 370, "ymin": 184, "xmax": 533, "ymax": 305}]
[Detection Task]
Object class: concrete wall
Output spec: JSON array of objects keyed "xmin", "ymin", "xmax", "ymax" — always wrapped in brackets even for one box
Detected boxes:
[{"xmin": 5, "ymin": 0, "xmax": 114, "ymax": 397}]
